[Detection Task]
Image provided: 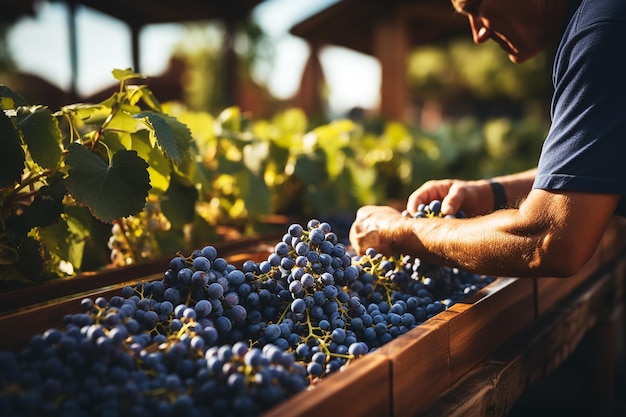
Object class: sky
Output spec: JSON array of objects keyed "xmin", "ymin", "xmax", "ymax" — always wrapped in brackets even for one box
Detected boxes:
[{"xmin": 6, "ymin": 0, "xmax": 381, "ymax": 116}]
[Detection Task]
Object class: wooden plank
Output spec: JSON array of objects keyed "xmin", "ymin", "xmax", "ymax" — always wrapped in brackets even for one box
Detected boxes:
[
  {"xmin": 0, "ymin": 273, "xmax": 163, "ymax": 352},
  {"xmin": 416, "ymin": 254, "xmax": 626, "ymax": 417},
  {"xmin": 260, "ymin": 353, "xmax": 392, "ymax": 417},
  {"xmin": 447, "ymin": 277, "xmax": 535, "ymax": 382},
  {"xmin": 0, "ymin": 257, "xmax": 171, "ymax": 315},
  {"xmin": 535, "ymin": 259, "xmax": 599, "ymax": 318},
  {"xmin": 0, "ymin": 241, "xmax": 276, "ymax": 352},
  {"xmin": 377, "ymin": 314, "xmax": 453, "ymax": 417},
  {"xmin": 0, "ymin": 234, "xmax": 279, "ymax": 315}
]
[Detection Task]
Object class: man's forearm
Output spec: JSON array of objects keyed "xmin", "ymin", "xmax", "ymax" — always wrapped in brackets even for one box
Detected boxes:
[{"xmin": 387, "ymin": 210, "xmax": 546, "ymax": 277}]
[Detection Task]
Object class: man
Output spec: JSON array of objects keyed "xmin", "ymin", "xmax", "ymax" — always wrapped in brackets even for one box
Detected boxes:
[{"xmin": 349, "ymin": 0, "xmax": 626, "ymax": 278}]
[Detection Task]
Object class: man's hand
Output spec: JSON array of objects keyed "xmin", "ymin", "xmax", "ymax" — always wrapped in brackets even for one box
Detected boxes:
[
  {"xmin": 406, "ymin": 179, "xmax": 493, "ymax": 218},
  {"xmin": 349, "ymin": 205, "xmax": 404, "ymax": 255}
]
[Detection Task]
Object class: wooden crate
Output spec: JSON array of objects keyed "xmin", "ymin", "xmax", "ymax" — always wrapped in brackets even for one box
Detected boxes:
[
  {"xmin": 373, "ymin": 277, "xmax": 535, "ymax": 417},
  {"xmin": 0, "ymin": 233, "xmax": 280, "ymax": 316},
  {"xmin": 416, "ymin": 252, "xmax": 626, "ymax": 417},
  {"xmin": 260, "ymin": 353, "xmax": 392, "ymax": 417},
  {"xmin": 260, "ymin": 276, "xmax": 533, "ymax": 417},
  {"xmin": 5, "ymin": 216, "xmax": 625, "ymax": 417},
  {"xmin": 376, "ymin": 312, "xmax": 454, "ymax": 417},
  {"xmin": 447, "ymin": 277, "xmax": 535, "ymax": 382},
  {"xmin": 0, "ymin": 235, "xmax": 278, "ymax": 352}
]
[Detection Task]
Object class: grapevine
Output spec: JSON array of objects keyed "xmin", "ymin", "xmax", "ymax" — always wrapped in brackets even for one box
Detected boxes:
[{"xmin": 108, "ymin": 198, "xmax": 172, "ymax": 267}]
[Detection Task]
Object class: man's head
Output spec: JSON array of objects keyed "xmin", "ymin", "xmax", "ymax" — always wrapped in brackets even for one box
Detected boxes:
[{"xmin": 450, "ymin": 0, "xmax": 569, "ymax": 63}]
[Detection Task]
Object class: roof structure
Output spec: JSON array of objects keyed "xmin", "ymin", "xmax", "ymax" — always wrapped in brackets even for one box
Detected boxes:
[
  {"xmin": 39, "ymin": 0, "xmax": 265, "ymax": 101},
  {"xmin": 0, "ymin": 0, "xmax": 36, "ymax": 23},
  {"xmin": 290, "ymin": 0, "xmax": 470, "ymax": 120},
  {"xmin": 291, "ymin": 0, "xmax": 468, "ymax": 53},
  {"xmin": 2, "ymin": 0, "xmax": 470, "ymax": 119},
  {"xmin": 47, "ymin": 0, "xmax": 264, "ymax": 26}
]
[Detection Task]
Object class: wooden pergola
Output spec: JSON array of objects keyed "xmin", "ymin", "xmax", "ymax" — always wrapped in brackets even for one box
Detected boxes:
[
  {"xmin": 0, "ymin": 0, "xmax": 36, "ymax": 23},
  {"xmin": 290, "ymin": 0, "xmax": 469, "ymax": 120},
  {"xmin": 46, "ymin": 0, "xmax": 265, "ymax": 102}
]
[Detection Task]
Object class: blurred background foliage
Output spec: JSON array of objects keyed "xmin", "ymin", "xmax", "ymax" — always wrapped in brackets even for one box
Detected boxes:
[{"xmin": 0, "ymin": 16, "xmax": 554, "ymax": 283}]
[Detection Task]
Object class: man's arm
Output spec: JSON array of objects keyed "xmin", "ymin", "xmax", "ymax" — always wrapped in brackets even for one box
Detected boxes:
[{"xmin": 351, "ymin": 188, "xmax": 619, "ymax": 278}]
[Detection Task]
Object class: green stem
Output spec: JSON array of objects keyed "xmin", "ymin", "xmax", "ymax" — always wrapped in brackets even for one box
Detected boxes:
[{"xmin": 12, "ymin": 169, "xmax": 53, "ymax": 195}]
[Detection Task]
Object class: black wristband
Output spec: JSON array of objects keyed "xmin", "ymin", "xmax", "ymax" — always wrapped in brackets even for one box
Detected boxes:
[{"xmin": 489, "ymin": 180, "xmax": 507, "ymax": 211}]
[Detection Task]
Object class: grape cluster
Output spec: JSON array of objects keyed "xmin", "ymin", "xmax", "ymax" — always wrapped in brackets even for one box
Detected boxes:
[
  {"xmin": 402, "ymin": 199, "xmax": 465, "ymax": 219},
  {"xmin": 244, "ymin": 220, "xmax": 370, "ymax": 379},
  {"xmin": 108, "ymin": 199, "xmax": 171, "ymax": 267},
  {"xmin": 0, "ymin": 218, "xmax": 493, "ymax": 416}
]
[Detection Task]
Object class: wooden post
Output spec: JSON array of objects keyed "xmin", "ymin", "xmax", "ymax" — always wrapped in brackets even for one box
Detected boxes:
[
  {"xmin": 373, "ymin": 14, "xmax": 409, "ymax": 122},
  {"xmin": 291, "ymin": 42, "xmax": 326, "ymax": 118},
  {"xmin": 66, "ymin": 0, "xmax": 78, "ymax": 101},
  {"xmin": 130, "ymin": 24, "xmax": 141, "ymax": 73}
]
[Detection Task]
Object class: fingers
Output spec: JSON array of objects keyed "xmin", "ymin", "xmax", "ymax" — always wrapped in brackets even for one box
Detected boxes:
[
  {"xmin": 349, "ymin": 208, "xmax": 381, "ymax": 255},
  {"xmin": 349, "ymin": 229, "xmax": 381, "ymax": 255},
  {"xmin": 406, "ymin": 180, "xmax": 454, "ymax": 214},
  {"xmin": 440, "ymin": 186, "xmax": 467, "ymax": 216},
  {"xmin": 349, "ymin": 205, "xmax": 401, "ymax": 255},
  {"xmin": 406, "ymin": 179, "xmax": 482, "ymax": 217}
]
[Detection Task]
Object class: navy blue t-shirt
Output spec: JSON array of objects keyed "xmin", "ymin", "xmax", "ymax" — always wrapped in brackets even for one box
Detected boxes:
[{"xmin": 533, "ymin": 0, "xmax": 626, "ymax": 216}]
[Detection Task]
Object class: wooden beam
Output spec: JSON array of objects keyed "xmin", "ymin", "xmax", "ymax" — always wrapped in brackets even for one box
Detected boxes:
[
  {"xmin": 373, "ymin": 14, "xmax": 409, "ymax": 121},
  {"xmin": 416, "ymin": 252, "xmax": 626, "ymax": 417}
]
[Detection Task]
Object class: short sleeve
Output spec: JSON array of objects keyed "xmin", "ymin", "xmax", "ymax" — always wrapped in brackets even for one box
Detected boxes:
[{"xmin": 534, "ymin": 20, "xmax": 626, "ymax": 198}]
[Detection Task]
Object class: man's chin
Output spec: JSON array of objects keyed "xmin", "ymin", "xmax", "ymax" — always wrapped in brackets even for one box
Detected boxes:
[{"xmin": 508, "ymin": 53, "xmax": 527, "ymax": 64}]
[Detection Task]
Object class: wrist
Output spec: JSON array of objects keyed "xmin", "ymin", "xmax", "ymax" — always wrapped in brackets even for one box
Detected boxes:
[{"xmin": 488, "ymin": 179, "xmax": 507, "ymax": 211}]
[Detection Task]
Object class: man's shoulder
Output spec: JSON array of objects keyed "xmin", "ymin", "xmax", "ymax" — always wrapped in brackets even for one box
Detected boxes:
[{"xmin": 574, "ymin": 0, "xmax": 626, "ymax": 28}]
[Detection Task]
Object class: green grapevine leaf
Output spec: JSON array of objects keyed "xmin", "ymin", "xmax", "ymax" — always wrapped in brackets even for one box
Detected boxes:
[
  {"xmin": 21, "ymin": 176, "xmax": 66, "ymax": 229},
  {"xmin": 293, "ymin": 149, "xmax": 328, "ymax": 185},
  {"xmin": 102, "ymin": 129, "xmax": 172, "ymax": 194},
  {"xmin": 16, "ymin": 106, "xmax": 63, "ymax": 170},
  {"xmin": 239, "ymin": 170, "xmax": 271, "ymax": 216},
  {"xmin": 243, "ymin": 140, "xmax": 269, "ymax": 176},
  {"xmin": 217, "ymin": 107, "xmax": 242, "ymax": 132},
  {"xmin": 65, "ymin": 143, "xmax": 151, "ymax": 223},
  {"xmin": 107, "ymin": 110, "xmax": 141, "ymax": 135},
  {"xmin": 15, "ymin": 236, "xmax": 44, "ymax": 280},
  {"xmin": 0, "ymin": 85, "xmax": 29, "ymax": 109},
  {"xmin": 129, "ymin": 130, "xmax": 171, "ymax": 194},
  {"xmin": 273, "ymin": 108, "xmax": 308, "ymax": 135},
  {"xmin": 0, "ymin": 110, "xmax": 25, "ymax": 188},
  {"xmin": 310, "ymin": 122, "xmax": 354, "ymax": 180},
  {"xmin": 137, "ymin": 85, "xmax": 162, "ymax": 112},
  {"xmin": 269, "ymin": 108, "xmax": 308, "ymax": 149},
  {"xmin": 166, "ymin": 106, "xmax": 215, "ymax": 145},
  {"xmin": 64, "ymin": 205, "xmax": 101, "ymax": 270},
  {"xmin": 60, "ymin": 103, "xmax": 108, "ymax": 126},
  {"xmin": 171, "ymin": 153, "xmax": 197, "ymax": 186},
  {"xmin": 40, "ymin": 214, "xmax": 88, "ymax": 273},
  {"xmin": 134, "ymin": 111, "xmax": 193, "ymax": 166},
  {"xmin": 161, "ymin": 177, "xmax": 198, "ymax": 229},
  {"xmin": 67, "ymin": 211, "xmax": 91, "ymax": 269},
  {"xmin": 112, "ymin": 68, "xmax": 144, "ymax": 83}
]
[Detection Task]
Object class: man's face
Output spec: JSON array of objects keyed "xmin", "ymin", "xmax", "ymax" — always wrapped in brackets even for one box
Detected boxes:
[{"xmin": 453, "ymin": 0, "xmax": 555, "ymax": 63}]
